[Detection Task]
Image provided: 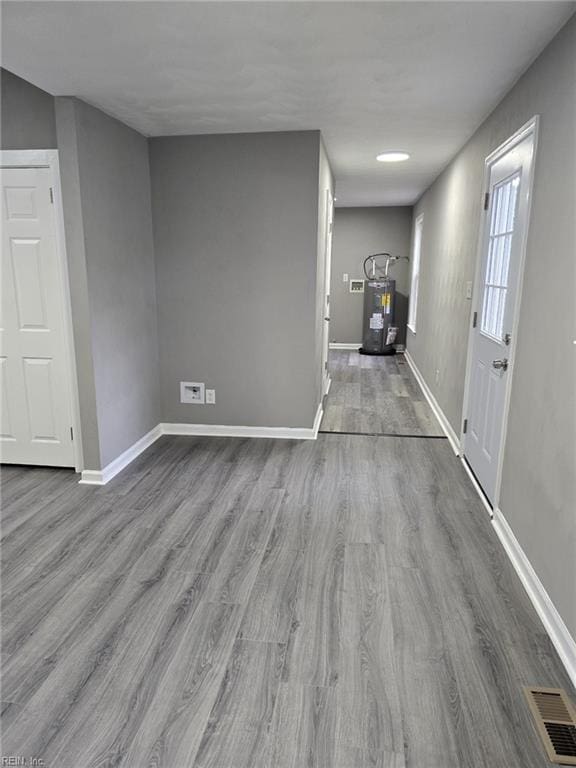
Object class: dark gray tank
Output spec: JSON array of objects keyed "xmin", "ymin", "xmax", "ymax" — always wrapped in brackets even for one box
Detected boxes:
[{"xmin": 359, "ymin": 278, "xmax": 397, "ymax": 355}]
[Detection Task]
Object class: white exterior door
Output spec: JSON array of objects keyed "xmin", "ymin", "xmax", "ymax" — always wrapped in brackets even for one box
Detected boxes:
[
  {"xmin": 463, "ymin": 129, "xmax": 535, "ymax": 504},
  {"xmin": 1, "ymin": 165, "xmax": 75, "ymax": 467},
  {"xmin": 322, "ymin": 189, "xmax": 334, "ymax": 394}
]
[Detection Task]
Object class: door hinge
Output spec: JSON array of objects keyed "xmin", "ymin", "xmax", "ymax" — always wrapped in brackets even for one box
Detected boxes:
[
  {"xmin": 324, "ymin": 360, "xmax": 328, "ymax": 371},
  {"xmin": 463, "ymin": 418, "xmax": 468, "ymax": 434},
  {"xmin": 472, "ymin": 311, "xmax": 477, "ymax": 328},
  {"xmin": 49, "ymin": 187, "xmax": 54, "ymax": 204},
  {"xmin": 70, "ymin": 426, "xmax": 74, "ymax": 441},
  {"xmin": 483, "ymin": 191, "xmax": 490, "ymax": 211}
]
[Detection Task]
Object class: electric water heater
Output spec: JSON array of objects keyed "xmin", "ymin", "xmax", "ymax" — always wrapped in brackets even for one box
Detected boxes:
[
  {"xmin": 360, "ymin": 278, "xmax": 397, "ymax": 356},
  {"xmin": 358, "ymin": 252, "xmax": 408, "ymax": 356}
]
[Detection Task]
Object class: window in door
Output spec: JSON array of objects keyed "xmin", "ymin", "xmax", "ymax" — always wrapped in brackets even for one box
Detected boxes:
[
  {"xmin": 480, "ymin": 172, "xmax": 520, "ymax": 340},
  {"xmin": 408, "ymin": 214, "xmax": 423, "ymax": 333}
]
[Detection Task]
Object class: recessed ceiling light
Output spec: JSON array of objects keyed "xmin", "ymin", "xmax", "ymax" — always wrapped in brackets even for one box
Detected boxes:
[{"xmin": 376, "ymin": 151, "xmax": 410, "ymax": 163}]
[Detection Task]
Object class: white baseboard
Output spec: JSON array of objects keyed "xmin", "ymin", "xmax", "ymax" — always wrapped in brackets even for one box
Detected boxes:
[
  {"xmin": 161, "ymin": 411, "xmax": 322, "ymax": 442},
  {"xmin": 79, "ymin": 424, "xmax": 162, "ymax": 485},
  {"xmin": 323, "ymin": 376, "xmax": 332, "ymax": 396},
  {"xmin": 492, "ymin": 508, "xmax": 576, "ymax": 689},
  {"xmin": 312, "ymin": 401, "xmax": 324, "ymax": 438},
  {"xmin": 403, "ymin": 349, "xmax": 461, "ymax": 456},
  {"xmin": 80, "ymin": 407, "xmax": 324, "ymax": 486},
  {"xmin": 78, "ymin": 470, "xmax": 108, "ymax": 485},
  {"xmin": 163, "ymin": 401, "xmax": 324, "ymax": 442}
]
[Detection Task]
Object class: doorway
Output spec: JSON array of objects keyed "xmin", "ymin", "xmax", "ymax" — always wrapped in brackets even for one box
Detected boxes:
[
  {"xmin": 462, "ymin": 117, "xmax": 538, "ymax": 506},
  {"xmin": 1, "ymin": 150, "xmax": 80, "ymax": 468},
  {"xmin": 320, "ymin": 206, "xmax": 444, "ymax": 439}
]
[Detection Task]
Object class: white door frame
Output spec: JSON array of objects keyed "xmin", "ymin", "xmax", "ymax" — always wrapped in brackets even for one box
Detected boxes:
[
  {"xmin": 321, "ymin": 188, "xmax": 334, "ymax": 396},
  {"xmin": 460, "ymin": 115, "xmax": 539, "ymax": 513},
  {"xmin": 1, "ymin": 149, "xmax": 84, "ymax": 472}
]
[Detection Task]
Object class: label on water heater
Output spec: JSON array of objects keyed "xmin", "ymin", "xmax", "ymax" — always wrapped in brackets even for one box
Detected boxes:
[
  {"xmin": 370, "ymin": 313, "xmax": 384, "ymax": 330},
  {"xmin": 382, "ymin": 293, "xmax": 391, "ymax": 314}
]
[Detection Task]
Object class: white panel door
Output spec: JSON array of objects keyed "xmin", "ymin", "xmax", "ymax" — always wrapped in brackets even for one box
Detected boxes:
[
  {"xmin": 322, "ymin": 189, "xmax": 334, "ymax": 394},
  {"xmin": 1, "ymin": 166, "xmax": 75, "ymax": 466},
  {"xmin": 463, "ymin": 132, "xmax": 535, "ymax": 504}
]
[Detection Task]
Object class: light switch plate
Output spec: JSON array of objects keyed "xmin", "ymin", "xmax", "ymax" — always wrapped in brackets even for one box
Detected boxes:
[
  {"xmin": 206, "ymin": 389, "xmax": 216, "ymax": 404},
  {"xmin": 343, "ymin": 273, "xmax": 349, "ymax": 283},
  {"xmin": 180, "ymin": 381, "xmax": 205, "ymax": 404},
  {"xmin": 466, "ymin": 281, "xmax": 473, "ymax": 299}
]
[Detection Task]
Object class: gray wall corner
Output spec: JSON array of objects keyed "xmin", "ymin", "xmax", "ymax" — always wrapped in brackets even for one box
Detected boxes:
[
  {"xmin": 56, "ymin": 97, "xmax": 161, "ymax": 469},
  {"xmin": 54, "ymin": 96, "xmax": 102, "ymax": 470},
  {"xmin": 1, "ymin": 68, "xmax": 57, "ymax": 150}
]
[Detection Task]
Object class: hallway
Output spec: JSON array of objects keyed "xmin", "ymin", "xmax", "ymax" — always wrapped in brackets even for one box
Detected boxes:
[
  {"xmin": 321, "ymin": 349, "xmax": 444, "ymax": 437},
  {"xmin": 2, "ymin": 367, "xmax": 573, "ymax": 766}
]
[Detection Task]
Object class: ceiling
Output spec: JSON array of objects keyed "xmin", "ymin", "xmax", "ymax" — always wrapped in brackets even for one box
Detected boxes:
[{"xmin": 2, "ymin": 2, "xmax": 574, "ymax": 206}]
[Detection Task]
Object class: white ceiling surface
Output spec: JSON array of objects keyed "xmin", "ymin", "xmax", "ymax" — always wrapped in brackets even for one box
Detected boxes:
[{"xmin": 2, "ymin": 2, "xmax": 574, "ymax": 206}]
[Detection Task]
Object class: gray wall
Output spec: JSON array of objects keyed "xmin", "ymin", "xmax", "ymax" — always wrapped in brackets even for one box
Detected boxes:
[
  {"xmin": 149, "ymin": 131, "xmax": 323, "ymax": 429},
  {"xmin": 330, "ymin": 207, "xmax": 413, "ymax": 345},
  {"xmin": 408, "ymin": 15, "xmax": 576, "ymax": 638},
  {"xmin": 1, "ymin": 68, "xmax": 57, "ymax": 149},
  {"xmin": 56, "ymin": 97, "xmax": 161, "ymax": 469}
]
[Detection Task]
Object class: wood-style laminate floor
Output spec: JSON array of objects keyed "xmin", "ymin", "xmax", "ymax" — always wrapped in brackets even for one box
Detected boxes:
[
  {"xmin": 2, "ymin": 414, "xmax": 573, "ymax": 765},
  {"xmin": 321, "ymin": 350, "xmax": 445, "ymax": 436}
]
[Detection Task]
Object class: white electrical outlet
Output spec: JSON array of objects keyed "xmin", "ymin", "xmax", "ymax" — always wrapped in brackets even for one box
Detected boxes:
[
  {"xmin": 180, "ymin": 381, "xmax": 205, "ymax": 404},
  {"xmin": 466, "ymin": 281, "xmax": 473, "ymax": 299},
  {"xmin": 343, "ymin": 273, "xmax": 349, "ymax": 283},
  {"xmin": 206, "ymin": 389, "xmax": 216, "ymax": 404},
  {"xmin": 435, "ymin": 369, "xmax": 440, "ymax": 384}
]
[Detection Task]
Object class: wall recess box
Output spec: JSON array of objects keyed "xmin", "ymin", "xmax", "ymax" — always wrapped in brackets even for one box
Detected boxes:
[{"xmin": 180, "ymin": 381, "xmax": 205, "ymax": 404}]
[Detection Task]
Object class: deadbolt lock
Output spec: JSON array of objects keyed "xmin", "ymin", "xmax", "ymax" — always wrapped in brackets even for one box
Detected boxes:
[{"xmin": 503, "ymin": 333, "xmax": 511, "ymax": 346}]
